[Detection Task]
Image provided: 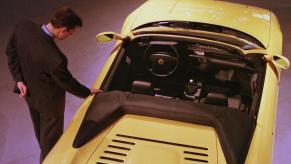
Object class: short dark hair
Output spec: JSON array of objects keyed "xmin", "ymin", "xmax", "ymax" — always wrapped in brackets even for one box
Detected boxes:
[{"xmin": 50, "ymin": 7, "xmax": 82, "ymax": 30}]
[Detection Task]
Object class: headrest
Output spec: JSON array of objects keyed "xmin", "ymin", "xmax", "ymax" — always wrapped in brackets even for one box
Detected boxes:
[
  {"xmin": 200, "ymin": 92, "xmax": 228, "ymax": 106},
  {"xmin": 131, "ymin": 80, "xmax": 154, "ymax": 95}
]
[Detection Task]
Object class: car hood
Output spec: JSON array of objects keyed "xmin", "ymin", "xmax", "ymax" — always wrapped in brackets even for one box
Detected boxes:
[{"xmin": 127, "ymin": 0, "xmax": 271, "ymax": 48}]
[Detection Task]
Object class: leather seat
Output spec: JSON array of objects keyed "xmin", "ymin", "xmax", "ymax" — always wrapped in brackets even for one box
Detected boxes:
[{"xmin": 200, "ymin": 92, "xmax": 228, "ymax": 106}]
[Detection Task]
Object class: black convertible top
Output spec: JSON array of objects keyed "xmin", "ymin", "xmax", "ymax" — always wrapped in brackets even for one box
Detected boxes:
[{"xmin": 73, "ymin": 91, "xmax": 256, "ymax": 164}]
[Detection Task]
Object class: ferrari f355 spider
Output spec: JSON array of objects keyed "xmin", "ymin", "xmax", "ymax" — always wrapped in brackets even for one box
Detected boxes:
[{"xmin": 44, "ymin": 0, "xmax": 289, "ymax": 164}]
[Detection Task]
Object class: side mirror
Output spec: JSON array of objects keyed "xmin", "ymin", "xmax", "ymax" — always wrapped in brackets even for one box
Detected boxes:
[
  {"xmin": 96, "ymin": 32, "xmax": 126, "ymax": 43},
  {"xmin": 267, "ymin": 55, "xmax": 290, "ymax": 69}
]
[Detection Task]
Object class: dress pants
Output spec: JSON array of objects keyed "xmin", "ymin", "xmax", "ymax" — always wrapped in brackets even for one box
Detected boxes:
[{"xmin": 28, "ymin": 107, "xmax": 64, "ymax": 162}]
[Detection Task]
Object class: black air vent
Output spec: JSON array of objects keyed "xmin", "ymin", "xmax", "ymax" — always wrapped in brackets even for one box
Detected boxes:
[
  {"xmin": 117, "ymin": 134, "xmax": 209, "ymax": 163},
  {"xmin": 112, "ymin": 139, "xmax": 135, "ymax": 145},
  {"xmin": 108, "ymin": 145, "xmax": 131, "ymax": 151},
  {"xmin": 100, "ymin": 156, "xmax": 124, "ymax": 162},
  {"xmin": 117, "ymin": 134, "xmax": 208, "ymax": 150},
  {"xmin": 104, "ymin": 150, "xmax": 127, "ymax": 156},
  {"xmin": 97, "ymin": 134, "xmax": 210, "ymax": 163},
  {"xmin": 96, "ymin": 137, "xmax": 136, "ymax": 163},
  {"xmin": 183, "ymin": 150, "xmax": 209, "ymax": 163}
]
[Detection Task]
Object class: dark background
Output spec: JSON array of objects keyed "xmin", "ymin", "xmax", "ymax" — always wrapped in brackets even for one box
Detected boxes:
[{"xmin": 0, "ymin": 0, "xmax": 290, "ymax": 163}]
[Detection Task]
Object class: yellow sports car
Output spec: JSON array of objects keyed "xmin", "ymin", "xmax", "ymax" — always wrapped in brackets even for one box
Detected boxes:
[{"xmin": 44, "ymin": 0, "xmax": 289, "ymax": 164}]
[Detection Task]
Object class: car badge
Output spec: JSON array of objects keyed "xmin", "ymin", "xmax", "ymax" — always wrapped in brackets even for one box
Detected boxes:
[{"xmin": 158, "ymin": 59, "xmax": 164, "ymax": 65}]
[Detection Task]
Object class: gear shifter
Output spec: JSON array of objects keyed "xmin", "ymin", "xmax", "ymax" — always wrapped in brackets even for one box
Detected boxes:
[{"xmin": 184, "ymin": 79, "xmax": 202, "ymax": 101}]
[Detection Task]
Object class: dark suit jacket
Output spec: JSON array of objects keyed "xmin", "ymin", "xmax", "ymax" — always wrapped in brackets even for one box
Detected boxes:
[{"xmin": 6, "ymin": 20, "xmax": 90, "ymax": 116}]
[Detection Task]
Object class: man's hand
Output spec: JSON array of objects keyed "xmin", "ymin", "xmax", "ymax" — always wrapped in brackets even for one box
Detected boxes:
[
  {"xmin": 17, "ymin": 81, "xmax": 28, "ymax": 98},
  {"xmin": 90, "ymin": 88, "xmax": 103, "ymax": 95}
]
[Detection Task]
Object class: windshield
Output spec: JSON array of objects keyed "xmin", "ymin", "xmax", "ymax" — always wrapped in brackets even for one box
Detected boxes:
[{"xmin": 134, "ymin": 21, "xmax": 265, "ymax": 50}]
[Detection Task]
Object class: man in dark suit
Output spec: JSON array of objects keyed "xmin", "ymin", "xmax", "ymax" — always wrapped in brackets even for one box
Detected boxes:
[{"xmin": 5, "ymin": 7, "xmax": 101, "ymax": 161}]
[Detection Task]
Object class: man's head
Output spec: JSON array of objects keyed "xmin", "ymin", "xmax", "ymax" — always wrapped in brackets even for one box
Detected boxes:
[{"xmin": 49, "ymin": 7, "xmax": 82, "ymax": 40}]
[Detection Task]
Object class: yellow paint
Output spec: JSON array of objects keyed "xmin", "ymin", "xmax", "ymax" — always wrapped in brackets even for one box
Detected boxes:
[
  {"xmin": 122, "ymin": 0, "xmax": 271, "ymax": 48},
  {"xmin": 87, "ymin": 115, "xmax": 219, "ymax": 164}
]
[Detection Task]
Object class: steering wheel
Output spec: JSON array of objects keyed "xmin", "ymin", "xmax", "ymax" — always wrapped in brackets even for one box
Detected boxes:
[{"xmin": 144, "ymin": 44, "xmax": 179, "ymax": 77}]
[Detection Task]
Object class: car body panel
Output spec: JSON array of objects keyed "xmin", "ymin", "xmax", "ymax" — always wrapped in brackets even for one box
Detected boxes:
[
  {"xmin": 244, "ymin": 64, "xmax": 279, "ymax": 163},
  {"xmin": 122, "ymin": 0, "xmax": 271, "ymax": 48},
  {"xmin": 266, "ymin": 12, "xmax": 282, "ymax": 56},
  {"xmin": 44, "ymin": 114, "xmax": 227, "ymax": 164},
  {"xmin": 87, "ymin": 115, "xmax": 219, "ymax": 164},
  {"xmin": 245, "ymin": 125, "xmax": 273, "ymax": 164}
]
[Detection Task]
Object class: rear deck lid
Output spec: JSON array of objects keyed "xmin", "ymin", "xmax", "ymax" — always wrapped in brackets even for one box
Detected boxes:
[{"xmin": 88, "ymin": 115, "xmax": 223, "ymax": 164}]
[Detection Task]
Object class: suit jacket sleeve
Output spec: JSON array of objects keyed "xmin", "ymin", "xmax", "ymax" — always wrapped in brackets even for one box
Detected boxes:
[
  {"xmin": 50, "ymin": 58, "xmax": 91, "ymax": 98},
  {"xmin": 5, "ymin": 30, "xmax": 24, "ymax": 82}
]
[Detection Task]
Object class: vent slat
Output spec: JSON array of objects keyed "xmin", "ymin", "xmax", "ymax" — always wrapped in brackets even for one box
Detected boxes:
[
  {"xmin": 112, "ymin": 139, "xmax": 135, "ymax": 145},
  {"xmin": 184, "ymin": 151, "xmax": 208, "ymax": 157},
  {"xmin": 108, "ymin": 145, "xmax": 131, "ymax": 151},
  {"xmin": 100, "ymin": 156, "xmax": 124, "ymax": 163},
  {"xmin": 117, "ymin": 134, "xmax": 208, "ymax": 150},
  {"xmin": 184, "ymin": 157, "xmax": 208, "ymax": 163},
  {"xmin": 104, "ymin": 150, "xmax": 127, "ymax": 156},
  {"xmin": 98, "ymin": 134, "xmax": 210, "ymax": 164}
]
